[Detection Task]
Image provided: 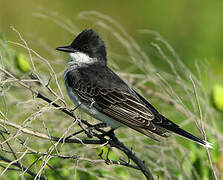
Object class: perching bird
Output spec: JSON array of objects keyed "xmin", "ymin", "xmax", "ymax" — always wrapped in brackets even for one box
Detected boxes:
[{"xmin": 56, "ymin": 29, "xmax": 212, "ymax": 148}]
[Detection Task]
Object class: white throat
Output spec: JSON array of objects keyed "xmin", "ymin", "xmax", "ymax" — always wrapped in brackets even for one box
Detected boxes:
[{"xmin": 69, "ymin": 52, "xmax": 94, "ymax": 64}]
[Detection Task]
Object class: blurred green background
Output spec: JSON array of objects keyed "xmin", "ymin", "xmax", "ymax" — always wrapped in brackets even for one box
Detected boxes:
[
  {"xmin": 1, "ymin": 0, "xmax": 223, "ymax": 179},
  {"xmin": 1, "ymin": 0, "xmax": 223, "ymax": 80}
]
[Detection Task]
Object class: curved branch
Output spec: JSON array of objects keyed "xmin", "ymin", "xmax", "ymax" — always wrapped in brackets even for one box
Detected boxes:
[
  {"xmin": 0, "ymin": 68, "xmax": 154, "ymax": 179},
  {"xmin": 0, "ymin": 155, "xmax": 46, "ymax": 180},
  {"xmin": 36, "ymin": 92, "xmax": 154, "ymax": 180},
  {"xmin": 0, "ymin": 118, "xmax": 104, "ymax": 145},
  {"xmin": 108, "ymin": 135, "xmax": 154, "ymax": 179}
]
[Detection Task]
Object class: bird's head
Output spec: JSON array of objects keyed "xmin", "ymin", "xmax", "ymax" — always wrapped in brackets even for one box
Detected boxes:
[{"xmin": 56, "ymin": 29, "xmax": 107, "ymax": 65}]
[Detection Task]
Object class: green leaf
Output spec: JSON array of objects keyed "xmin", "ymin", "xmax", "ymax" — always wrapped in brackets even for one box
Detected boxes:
[
  {"xmin": 212, "ymin": 84, "xmax": 223, "ymax": 111},
  {"xmin": 97, "ymin": 146, "xmax": 109, "ymax": 159},
  {"xmin": 115, "ymin": 167, "xmax": 130, "ymax": 180},
  {"xmin": 15, "ymin": 53, "xmax": 31, "ymax": 73},
  {"xmin": 97, "ymin": 146, "xmax": 118, "ymax": 161},
  {"xmin": 0, "ymin": 33, "xmax": 5, "ymax": 40}
]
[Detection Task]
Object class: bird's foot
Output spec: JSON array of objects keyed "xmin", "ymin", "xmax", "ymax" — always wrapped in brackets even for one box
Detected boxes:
[
  {"xmin": 89, "ymin": 99, "xmax": 95, "ymax": 108},
  {"xmin": 86, "ymin": 123, "xmax": 107, "ymax": 138},
  {"xmin": 92, "ymin": 122, "xmax": 107, "ymax": 129},
  {"xmin": 101, "ymin": 129, "xmax": 117, "ymax": 141}
]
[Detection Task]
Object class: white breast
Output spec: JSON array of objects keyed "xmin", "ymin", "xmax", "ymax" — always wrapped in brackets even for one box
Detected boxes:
[{"xmin": 69, "ymin": 52, "xmax": 94, "ymax": 64}]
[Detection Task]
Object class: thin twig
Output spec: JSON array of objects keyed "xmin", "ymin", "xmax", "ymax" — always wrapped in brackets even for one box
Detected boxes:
[
  {"xmin": 0, "ymin": 118, "xmax": 103, "ymax": 145},
  {"xmin": 0, "ymin": 155, "xmax": 46, "ymax": 180}
]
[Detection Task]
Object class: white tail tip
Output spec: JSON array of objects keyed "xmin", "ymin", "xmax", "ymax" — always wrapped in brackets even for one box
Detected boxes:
[{"xmin": 202, "ymin": 141, "xmax": 213, "ymax": 149}]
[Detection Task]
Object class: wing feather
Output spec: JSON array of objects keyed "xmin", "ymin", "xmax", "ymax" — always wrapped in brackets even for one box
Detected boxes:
[{"xmin": 65, "ymin": 66, "xmax": 168, "ymax": 138}]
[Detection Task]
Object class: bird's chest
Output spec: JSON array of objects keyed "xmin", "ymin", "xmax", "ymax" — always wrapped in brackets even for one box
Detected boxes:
[
  {"xmin": 65, "ymin": 80, "xmax": 100, "ymax": 115},
  {"xmin": 64, "ymin": 80, "xmax": 121, "ymax": 128}
]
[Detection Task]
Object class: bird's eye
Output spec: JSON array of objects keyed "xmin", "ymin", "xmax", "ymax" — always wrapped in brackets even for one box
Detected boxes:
[{"xmin": 83, "ymin": 46, "xmax": 89, "ymax": 51}]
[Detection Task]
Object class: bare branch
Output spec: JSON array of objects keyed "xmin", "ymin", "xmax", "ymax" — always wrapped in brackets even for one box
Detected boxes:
[{"xmin": 0, "ymin": 155, "xmax": 46, "ymax": 180}]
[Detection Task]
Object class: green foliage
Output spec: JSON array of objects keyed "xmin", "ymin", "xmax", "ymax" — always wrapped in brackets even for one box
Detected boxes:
[
  {"xmin": 1, "ymin": 6, "xmax": 222, "ymax": 178},
  {"xmin": 188, "ymin": 141, "xmax": 222, "ymax": 180},
  {"xmin": 115, "ymin": 167, "xmax": 131, "ymax": 180},
  {"xmin": 0, "ymin": 33, "xmax": 31, "ymax": 74},
  {"xmin": 6, "ymin": 171, "xmax": 20, "ymax": 180},
  {"xmin": 0, "ymin": 33, "xmax": 16, "ymax": 66},
  {"xmin": 97, "ymin": 146, "xmax": 118, "ymax": 161},
  {"xmin": 14, "ymin": 53, "xmax": 31, "ymax": 73},
  {"xmin": 212, "ymin": 84, "xmax": 223, "ymax": 111}
]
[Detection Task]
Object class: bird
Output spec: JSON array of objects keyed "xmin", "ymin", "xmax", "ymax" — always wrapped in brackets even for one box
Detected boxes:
[{"xmin": 56, "ymin": 29, "xmax": 212, "ymax": 149}]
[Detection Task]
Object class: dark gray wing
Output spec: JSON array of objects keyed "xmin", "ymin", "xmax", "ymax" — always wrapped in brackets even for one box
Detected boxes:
[{"xmin": 65, "ymin": 64, "xmax": 168, "ymax": 138}]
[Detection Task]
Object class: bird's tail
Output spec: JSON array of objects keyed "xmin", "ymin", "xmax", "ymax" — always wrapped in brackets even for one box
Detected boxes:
[{"xmin": 157, "ymin": 115, "xmax": 213, "ymax": 149}]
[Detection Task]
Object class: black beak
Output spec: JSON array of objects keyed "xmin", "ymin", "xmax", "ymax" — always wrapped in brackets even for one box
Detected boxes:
[{"xmin": 56, "ymin": 45, "xmax": 75, "ymax": 53}]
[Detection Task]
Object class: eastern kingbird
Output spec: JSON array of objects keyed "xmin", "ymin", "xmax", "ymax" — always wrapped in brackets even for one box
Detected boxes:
[{"xmin": 56, "ymin": 29, "xmax": 212, "ymax": 148}]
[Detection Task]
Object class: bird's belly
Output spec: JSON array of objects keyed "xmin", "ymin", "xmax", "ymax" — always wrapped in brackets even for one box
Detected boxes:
[{"xmin": 65, "ymin": 84, "xmax": 121, "ymax": 128}]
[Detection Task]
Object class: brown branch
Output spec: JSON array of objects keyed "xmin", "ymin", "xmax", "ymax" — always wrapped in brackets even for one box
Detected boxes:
[
  {"xmin": 0, "ymin": 119, "xmax": 103, "ymax": 145},
  {"xmin": 108, "ymin": 134, "xmax": 153, "ymax": 179},
  {"xmin": 36, "ymin": 92, "xmax": 154, "ymax": 179},
  {"xmin": 0, "ymin": 105, "xmax": 152, "ymax": 177},
  {"xmin": 0, "ymin": 68, "xmax": 154, "ymax": 179}
]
